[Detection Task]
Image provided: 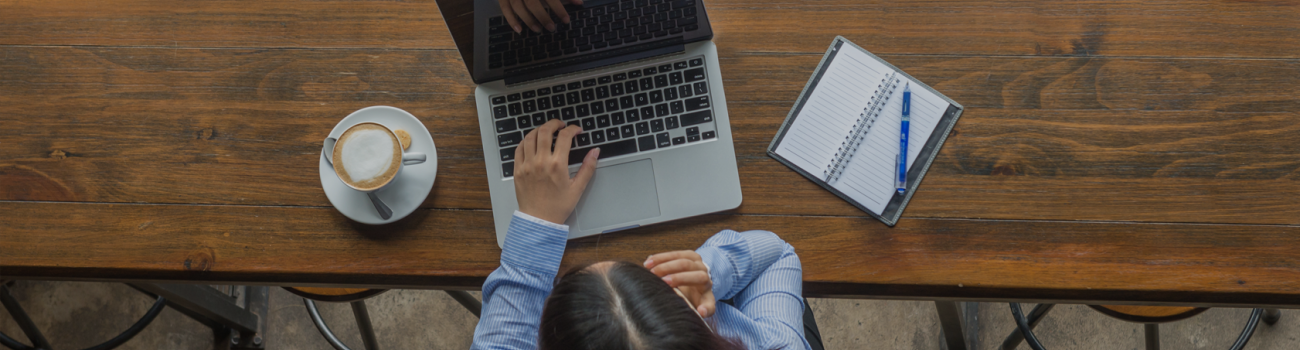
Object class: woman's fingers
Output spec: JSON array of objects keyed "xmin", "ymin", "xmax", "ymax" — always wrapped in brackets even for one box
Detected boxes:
[
  {"xmin": 662, "ymin": 270, "xmax": 710, "ymax": 288},
  {"xmin": 535, "ymin": 119, "xmax": 561, "ymax": 157},
  {"xmin": 546, "ymin": 0, "xmax": 571, "ymax": 24},
  {"xmin": 644, "ymin": 250, "xmax": 701, "ymax": 269},
  {"xmin": 521, "ymin": 0, "xmax": 555, "ymax": 31},
  {"xmin": 520, "ymin": 127, "xmax": 537, "ymax": 163},
  {"xmin": 498, "ymin": 0, "xmax": 523, "ymax": 33},
  {"xmin": 509, "ymin": 0, "xmax": 542, "ymax": 32},
  {"xmin": 649, "ymin": 258, "xmax": 706, "ymax": 277}
]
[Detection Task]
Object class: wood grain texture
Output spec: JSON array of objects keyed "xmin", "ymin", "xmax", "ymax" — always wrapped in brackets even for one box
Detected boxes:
[
  {"xmin": 4, "ymin": 202, "xmax": 1300, "ymax": 308},
  {"xmin": 2, "ymin": 46, "xmax": 1296, "ymax": 224},
  {"xmin": 2, "ymin": 0, "xmax": 1297, "ymax": 59}
]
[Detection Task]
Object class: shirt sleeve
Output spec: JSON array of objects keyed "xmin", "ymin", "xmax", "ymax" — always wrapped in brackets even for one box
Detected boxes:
[
  {"xmin": 471, "ymin": 211, "xmax": 569, "ymax": 350},
  {"xmin": 697, "ymin": 230, "xmax": 810, "ymax": 350}
]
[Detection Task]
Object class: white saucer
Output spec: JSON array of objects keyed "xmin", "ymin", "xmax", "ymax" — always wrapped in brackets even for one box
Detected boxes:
[{"xmin": 320, "ymin": 106, "xmax": 437, "ymax": 225}]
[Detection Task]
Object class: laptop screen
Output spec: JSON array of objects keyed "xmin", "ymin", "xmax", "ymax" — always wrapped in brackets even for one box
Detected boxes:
[{"xmin": 435, "ymin": 0, "xmax": 476, "ymax": 75}]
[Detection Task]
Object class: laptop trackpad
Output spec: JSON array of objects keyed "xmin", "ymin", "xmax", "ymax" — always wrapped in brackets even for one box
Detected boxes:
[{"xmin": 573, "ymin": 159, "xmax": 661, "ymax": 231}]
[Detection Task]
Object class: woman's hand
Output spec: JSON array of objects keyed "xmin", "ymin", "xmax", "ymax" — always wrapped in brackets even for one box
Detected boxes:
[
  {"xmin": 514, "ymin": 119, "xmax": 599, "ymax": 225},
  {"xmin": 645, "ymin": 250, "xmax": 716, "ymax": 317},
  {"xmin": 499, "ymin": 0, "xmax": 583, "ymax": 33}
]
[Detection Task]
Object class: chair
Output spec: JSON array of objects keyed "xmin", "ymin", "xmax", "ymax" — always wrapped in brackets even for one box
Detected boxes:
[
  {"xmin": 0, "ymin": 282, "xmax": 167, "ymax": 350},
  {"xmin": 285, "ymin": 287, "xmax": 482, "ymax": 350},
  {"xmin": 1003, "ymin": 303, "xmax": 1282, "ymax": 350}
]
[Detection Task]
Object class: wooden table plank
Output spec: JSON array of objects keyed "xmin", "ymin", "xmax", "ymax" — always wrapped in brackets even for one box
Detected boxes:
[
  {"xmin": 2, "ymin": 46, "xmax": 1297, "ymax": 224},
  {"xmin": 1, "ymin": 0, "xmax": 1296, "ymax": 59},
  {"xmin": 4, "ymin": 202, "xmax": 1300, "ymax": 307}
]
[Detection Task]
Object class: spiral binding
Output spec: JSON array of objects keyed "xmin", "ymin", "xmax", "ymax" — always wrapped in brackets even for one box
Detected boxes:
[{"xmin": 824, "ymin": 72, "xmax": 901, "ymax": 183}]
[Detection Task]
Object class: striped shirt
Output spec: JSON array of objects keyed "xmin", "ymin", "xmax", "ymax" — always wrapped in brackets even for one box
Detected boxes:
[{"xmin": 471, "ymin": 211, "xmax": 811, "ymax": 350}]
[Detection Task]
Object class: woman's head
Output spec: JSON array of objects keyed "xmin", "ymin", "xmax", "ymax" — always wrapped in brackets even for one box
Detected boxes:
[{"xmin": 539, "ymin": 261, "xmax": 743, "ymax": 350}]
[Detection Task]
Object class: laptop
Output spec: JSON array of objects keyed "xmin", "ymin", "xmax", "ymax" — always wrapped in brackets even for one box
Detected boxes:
[{"xmin": 465, "ymin": 0, "xmax": 742, "ymax": 246}]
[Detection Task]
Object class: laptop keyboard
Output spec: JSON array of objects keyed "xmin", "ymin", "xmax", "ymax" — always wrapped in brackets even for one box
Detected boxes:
[
  {"xmin": 487, "ymin": 0, "xmax": 702, "ymax": 69},
  {"xmin": 491, "ymin": 55, "xmax": 719, "ymax": 178}
]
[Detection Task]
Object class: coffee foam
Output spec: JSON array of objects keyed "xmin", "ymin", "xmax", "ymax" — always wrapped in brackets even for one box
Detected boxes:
[{"xmin": 333, "ymin": 123, "xmax": 401, "ymax": 190}]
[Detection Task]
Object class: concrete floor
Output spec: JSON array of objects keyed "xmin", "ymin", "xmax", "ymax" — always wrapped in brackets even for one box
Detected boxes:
[{"xmin": 2, "ymin": 281, "xmax": 1296, "ymax": 349}]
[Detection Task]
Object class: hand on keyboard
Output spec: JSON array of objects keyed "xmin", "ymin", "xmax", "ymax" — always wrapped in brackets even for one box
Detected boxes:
[
  {"xmin": 514, "ymin": 119, "xmax": 600, "ymax": 225},
  {"xmin": 499, "ymin": 0, "xmax": 583, "ymax": 33}
]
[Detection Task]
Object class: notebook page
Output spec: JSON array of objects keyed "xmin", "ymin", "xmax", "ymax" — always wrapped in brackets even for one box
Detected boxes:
[
  {"xmin": 773, "ymin": 47, "xmax": 897, "ymax": 181},
  {"xmin": 831, "ymin": 75, "xmax": 950, "ymax": 213}
]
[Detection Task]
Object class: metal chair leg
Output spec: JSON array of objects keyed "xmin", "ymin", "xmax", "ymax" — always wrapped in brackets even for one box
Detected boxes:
[
  {"xmin": 1227, "ymin": 309, "xmax": 1265, "ymax": 350},
  {"xmin": 351, "ymin": 301, "xmax": 380, "ymax": 350},
  {"xmin": 0, "ymin": 286, "xmax": 51, "ymax": 350},
  {"xmin": 305, "ymin": 299, "xmax": 353, "ymax": 350},
  {"xmin": 1143, "ymin": 324, "xmax": 1160, "ymax": 350},
  {"xmin": 1263, "ymin": 309, "xmax": 1281, "ymax": 325},
  {"xmin": 444, "ymin": 290, "xmax": 482, "ymax": 318},
  {"xmin": 1002, "ymin": 303, "xmax": 1054, "ymax": 350}
]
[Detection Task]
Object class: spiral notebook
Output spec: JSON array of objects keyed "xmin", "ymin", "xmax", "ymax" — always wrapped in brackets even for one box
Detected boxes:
[{"xmin": 767, "ymin": 37, "xmax": 963, "ymax": 226}]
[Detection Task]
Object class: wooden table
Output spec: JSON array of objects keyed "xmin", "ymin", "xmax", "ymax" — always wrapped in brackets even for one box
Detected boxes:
[{"xmin": 3, "ymin": 0, "xmax": 1300, "ymax": 335}]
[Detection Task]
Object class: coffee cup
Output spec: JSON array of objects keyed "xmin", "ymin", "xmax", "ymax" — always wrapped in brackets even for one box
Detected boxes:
[{"xmin": 323, "ymin": 122, "xmax": 426, "ymax": 219}]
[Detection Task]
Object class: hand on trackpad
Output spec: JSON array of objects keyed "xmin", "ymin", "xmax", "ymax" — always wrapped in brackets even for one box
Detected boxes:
[{"xmin": 571, "ymin": 159, "xmax": 661, "ymax": 231}]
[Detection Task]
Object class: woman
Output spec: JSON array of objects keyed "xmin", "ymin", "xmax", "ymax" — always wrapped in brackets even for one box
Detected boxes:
[{"xmin": 471, "ymin": 120, "xmax": 816, "ymax": 349}]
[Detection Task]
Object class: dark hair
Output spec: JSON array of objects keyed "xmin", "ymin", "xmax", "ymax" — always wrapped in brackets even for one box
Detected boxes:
[{"xmin": 539, "ymin": 261, "xmax": 745, "ymax": 350}]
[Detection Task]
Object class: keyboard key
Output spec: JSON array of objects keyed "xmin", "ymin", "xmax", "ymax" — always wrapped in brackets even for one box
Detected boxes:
[
  {"xmin": 568, "ymin": 82, "xmax": 582, "ymax": 90},
  {"xmin": 492, "ymin": 96, "xmax": 507, "ymax": 105},
  {"xmin": 498, "ymin": 131, "xmax": 522, "ymax": 147},
  {"xmin": 591, "ymin": 101, "xmax": 605, "ymax": 114},
  {"xmin": 702, "ymin": 130, "xmax": 716, "ymax": 139},
  {"xmin": 581, "ymin": 117, "xmax": 596, "ymax": 131},
  {"xmin": 636, "ymin": 121, "xmax": 650, "ymax": 135},
  {"xmin": 592, "ymin": 130, "xmax": 606, "ymax": 143},
  {"xmin": 612, "ymin": 112, "xmax": 627, "ymax": 125},
  {"xmin": 501, "ymin": 147, "xmax": 516, "ymax": 161},
  {"xmin": 664, "ymin": 87, "xmax": 679, "ymax": 101},
  {"xmin": 659, "ymin": 63, "xmax": 673, "ymax": 72},
  {"xmin": 523, "ymin": 100, "xmax": 537, "ymax": 113},
  {"xmin": 650, "ymin": 119, "xmax": 664, "ymax": 132},
  {"xmin": 552, "ymin": 94, "xmax": 566, "ymax": 108},
  {"xmin": 537, "ymin": 87, "xmax": 551, "ymax": 96},
  {"xmin": 626, "ymin": 109, "xmax": 641, "ymax": 122},
  {"xmin": 635, "ymin": 93, "xmax": 650, "ymax": 106},
  {"xmin": 621, "ymin": 125, "xmax": 636, "ymax": 138},
  {"xmin": 672, "ymin": 136, "xmax": 685, "ymax": 145},
  {"xmin": 684, "ymin": 68, "xmax": 705, "ymax": 82},
  {"xmin": 684, "ymin": 96, "xmax": 710, "ymax": 111},
  {"xmin": 643, "ymin": 67, "xmax": 657, "ymax": 75},
  {"xmin": 581, "ymin": 89, "xmax": 595, "ymax": 102},
  {"xmin": 568, "ymin": 120, "xmax": 581, "ymax": 129},
  {"xmin": 678, "ymin": 85, "xmax": 693, "ymax": 98},
  {"xmin": 614, "ymin": 73, "xmax": 628, "ymax": 81},
  {"xmin": 545, "ymin": 110, "xmax": 560, "ymax": 121},
  {"xmin": 611, "ymin": 83, "xmax": 625, "ymax": 96},
  {"xmin": 577, "ymin": 133, "xmax": 591, "ymax": 146},
  {"xmin": 553, "ymin": 84, "xmax": 567, "ymax": 93},
  {"xmin": 497, "ymin": 118, "xmax": 518, "ymax": 133},
  {"xmin": 519, "ymin": 115, "xmax": 534, "ymax": 129},
  {"xmin": 567, "ymin": 91, "xmax": 581, "ymax": 105},
  {"xmin": 628, "ymin": 70, "xmax": 642, "ymax": 78},
  {"xmin": 680, "ymin": 110, "xmax": 712, "ymax": 126},
  {"xmin": 597, "ymin": 115, "xmax": 611, "ymax": 128},
  {"xmin": 640, "ymin": 106, "xmax": 655, "ymax": 119},
  {"xmin": 523, "ymin": 90, "xmax": 536, "ymax": 99},
  {"xmin": 674, "ymin": 61, "xmax": 688, "ymax": 69},
  {"xmin": 686, "ymin": 126, "xmax": 699, "ymax": 136},
  {"xmin": 654, "ymin": 103, "xmax": 669, "ymax": 117},
  {"xmin": 596, "ymin": 86, "xmax": 610, "ymax": 99},
  {"xmin": 656, "ymin": 132, "xmax": 671, "ymax": 147},
  {"xmin": 599, "ymin": 76, "xmax": 612, "ymax": 85},
  {"xmin": 625, "ymin": 80, "xmax": 640, "ymax": 93},
  {"xmin": 493, "ymin": 106, "xmax": 508, "ymax": 119},
  {"xmin": 638, "ymin": 135, "xmax": 656, "ymax": 151},
  {"xmin": 687, "ymin": 134, "xmax": 701, "ymax": 142},
  {"xmin": 649, "ymin": 90, "xmax": 663, "ymax": 103},
  {"xmin": 619, "ymin": 96, "xmax": 635, "ymax": 109},
  {"xmin": 669, "ymin": 72, "xmax": 683, "ymax": 85},
  {"xmin": 689, "ymin": 58, "xmax": 703, "ymax": 67},
  {"xmin": 583, "ymin": 78, "xmax": 597, "ymax": 87},
  {"xmin": 666, "ymin": 116, "xmax": 679, "ymax": 129},
  {"xmin": 568, "ymin": 138, "xmax": 638, "ymax": 165},
  {"xmin": 640, "ymin": 77, "xmax": 654, "ymax": 91},
  {"xmin": 508, "ymin": 102, "xmax": 523, "ymax": 116},
  {"xmin": 508, "ymin": 93, "xmax": 522, "ymax": 102},
  {"xmin": 502, "ymin": 162, "xmax": 514, "ymax": 177},
  {"xmin": 654, "ymin": 75, "xmax": 669, "ymax": 88},
  {"xmin": 562, "ymin": 107, "xmax": 576, "ymax": 120},
  {"xmin": 576, "ymin": 104, "xmax": 590, "ymax": 118},
  {"xmin": 693, "ymin": 81, "xmax": 708, "ymax": 95},
  {"xmin": 605, "ymin": 99, "xmax": 620, "ymax": 112},
  {"xmin": 670, "ymin": 100, "xmax": 684, "ymax": 114},
  {"xmin": 606, "ymin": 128, "xmax": 621, "ymax": 141}
]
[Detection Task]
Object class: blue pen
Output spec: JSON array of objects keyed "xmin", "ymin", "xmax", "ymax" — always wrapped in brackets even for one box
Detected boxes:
[{"xmin": 896, "ymin": 83, "xmax": 910, "ymax": 194}]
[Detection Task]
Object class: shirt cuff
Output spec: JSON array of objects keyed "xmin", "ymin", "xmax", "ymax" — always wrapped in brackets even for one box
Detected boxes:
[
  {"xmin": 514, "ymin": 210, "xmax": 570, "ymax": 231},
  {"xmin": 696, "ymin": 246, "xmax": 734, "ymax": 301},
  {"xmin": 501, "ymin": 211, "xmax": 570, "ymax": 274}
]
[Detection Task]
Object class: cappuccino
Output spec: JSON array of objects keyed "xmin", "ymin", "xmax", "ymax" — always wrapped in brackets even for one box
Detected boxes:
[{"xmin": 333, "ymin": 122, "xmax": 402, "ymax": 191}]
